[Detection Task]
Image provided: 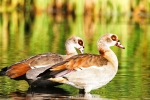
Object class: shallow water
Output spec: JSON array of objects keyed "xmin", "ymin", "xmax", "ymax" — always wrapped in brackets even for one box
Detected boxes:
[{"xmin": 0, "ymin": 11, "xmax": 150, "ymax": 99}]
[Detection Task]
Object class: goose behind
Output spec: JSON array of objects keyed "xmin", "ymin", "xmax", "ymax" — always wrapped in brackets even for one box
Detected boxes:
[{"xmin": 0, "ymin": 36, "xmax": 84, "ymax": 87}]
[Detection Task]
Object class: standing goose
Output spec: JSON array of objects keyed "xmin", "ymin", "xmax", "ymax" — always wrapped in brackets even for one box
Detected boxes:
[
  {"xmin": 37, "ymin": 33, "xmax": 125, "ymax": 93},
  {"xmin": 0, "ymin": 36, "xmax": 84, "ymax": 86}
]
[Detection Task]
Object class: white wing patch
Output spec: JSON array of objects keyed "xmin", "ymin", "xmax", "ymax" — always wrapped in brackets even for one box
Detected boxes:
[{"xmin": 30, "ymin": 65, "xmax": 48, "ymax": 69}]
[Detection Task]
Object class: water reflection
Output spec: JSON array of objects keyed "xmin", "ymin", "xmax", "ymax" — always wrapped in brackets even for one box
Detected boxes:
[
  {"xmin": 27, "ymin": 87, "xmax": 69, "ymax": 95},
  {"xmin": 5, "ymin": 87, "xmax": 108, "ymax": 100},
  {"xmin": 26, "ymin": 87, "xmax": 70, "ymax": 100}
]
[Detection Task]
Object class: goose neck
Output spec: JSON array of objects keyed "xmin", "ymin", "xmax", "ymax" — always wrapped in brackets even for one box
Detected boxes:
[
  {"xmin": 99, "ymin": 47, "xmax": 118, "ymax": 71},
  {"xmin": 65, "ymin": 43, "xmax": 78, "ymax": 55}
]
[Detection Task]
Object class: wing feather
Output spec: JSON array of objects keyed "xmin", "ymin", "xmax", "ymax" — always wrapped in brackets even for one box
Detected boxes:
[{"xmin": 41, "ymin": 54, "xmax": 108, "ymax": 78}]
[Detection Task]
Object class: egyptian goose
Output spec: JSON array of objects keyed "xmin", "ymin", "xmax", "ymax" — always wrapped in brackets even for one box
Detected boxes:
[
  {"xmin": 37, "ymin": 33, "xmax": 125, "ymax": 93},
  {"xmin": 0, "ymin": 36, "xmax": 84, "ymax": 86}
]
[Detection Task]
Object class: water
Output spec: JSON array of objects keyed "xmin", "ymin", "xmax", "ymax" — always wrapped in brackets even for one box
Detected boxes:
[{"xmin": 0, "ymin": 12, "xmax": 150, "ymax": 99}]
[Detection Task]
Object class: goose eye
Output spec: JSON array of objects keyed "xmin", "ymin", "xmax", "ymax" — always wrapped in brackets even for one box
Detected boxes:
[
  {"xmin": 111, "ymin": 35, "xmax": 117, "ymax": 41},
  {"xmin": 78, "ymin": 39, "xmax": 83, "ymax": 46}
]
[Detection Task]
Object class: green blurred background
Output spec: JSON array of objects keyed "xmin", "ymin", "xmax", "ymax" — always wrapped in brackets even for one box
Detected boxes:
[{"xmin": 0, "ymin": 0, "xmax": 150, "ymax": 99}]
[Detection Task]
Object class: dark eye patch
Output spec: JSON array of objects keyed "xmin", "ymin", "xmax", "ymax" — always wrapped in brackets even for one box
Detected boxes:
[
  {"xmin": 78, "ymin": 39, "xmax": 84, "ymax": 46},
  {"xmin": 111, "ymin": 35, "xmax": 117, "ymax": 41}
]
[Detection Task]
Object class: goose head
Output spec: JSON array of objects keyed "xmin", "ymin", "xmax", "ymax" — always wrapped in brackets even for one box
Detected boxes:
[
  {"xmin": 97, "ymin": 34, "xmax": 125, "ymax": 51},
  {"xmin": 65, "ymin": 36, "xmax": 84, "ymax": 54}
]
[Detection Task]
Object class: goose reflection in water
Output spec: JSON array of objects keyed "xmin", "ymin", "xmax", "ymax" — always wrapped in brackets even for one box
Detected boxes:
[{"xmin": 6, "ymin": 87, "xmax": 108, "ymax": 100}]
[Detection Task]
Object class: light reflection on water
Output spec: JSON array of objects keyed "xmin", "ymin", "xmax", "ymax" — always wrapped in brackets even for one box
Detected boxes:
[{"xmin": 7, "ymin": 92, "xmax": 108, "ymax": 100}]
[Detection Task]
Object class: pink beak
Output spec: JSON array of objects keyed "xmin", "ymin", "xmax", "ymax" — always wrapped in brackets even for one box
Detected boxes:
[
  {"xmin": 115, "ymin": 40, "xmax": 125, "ymax": 49},
  {"xmin": 78, "ymin": 46, "xmax": 84, "ymax": 54}
]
